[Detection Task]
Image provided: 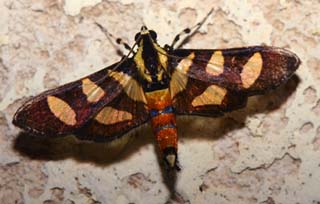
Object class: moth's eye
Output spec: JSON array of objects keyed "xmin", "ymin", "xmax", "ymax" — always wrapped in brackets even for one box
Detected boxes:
[
  {"xmin": 134, "ymin": 33, "xmax": 141, "ymax": 42},
  {"xmin": 149, "ymin": 30, "xmax": 157, "ymax": 40}
]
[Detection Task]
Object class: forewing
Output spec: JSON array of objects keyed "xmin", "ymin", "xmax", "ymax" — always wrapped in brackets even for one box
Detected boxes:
[
  {"xmin": 13, "ymin": 59, "xmax": 146, "ymax": 137},
  {"xmin": 169, "ymin": 46, "xmax": 300, "ymax": 95},
  {"xmin": 75, "ymin": 91, "xmax": 149, "ymax": 142}
]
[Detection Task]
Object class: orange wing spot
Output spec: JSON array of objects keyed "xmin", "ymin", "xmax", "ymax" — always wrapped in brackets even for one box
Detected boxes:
[
  {"xmin": 47, "ymin": 96, "xmax": 77, "ymax": 126},
  {"xmin": 94, "ymin": 106, "xmax": 133, "ymax": 125},
  {"xmin": 192, "ymin": 85, "xmax": 227, "ymax": 107},
  {"xmin": 240, "ymin": 52, "xmax": 263, "ymax": 88},
  {"xmin": 82, "ymin": 78, "xmax": 105, "ymax": 103},
  {"xmin": 206, "ymin": 51, "xmax": 224, "ymax": 76},
  {"xmin": 145, "ymin": 88, "xmax": 172, "ymax": 110}
]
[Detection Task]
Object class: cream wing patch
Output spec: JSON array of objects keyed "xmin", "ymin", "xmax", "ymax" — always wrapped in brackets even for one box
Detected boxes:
[
  {"xmin": 170, "ymin": 52, "xmax": 195, "ymax": 98},
  {"xmin": 82, "ymin": 78, "xmax": 105, "ymax": 103},
  {"xmin": 175, "ymin": 52, "xmax": 195, "ymax": 74},
  {"xmin": 47, "ymin": 96, "xmax": 77, "ymax": 125},
  {"xmin": 192, "ymin": 85, "xmax": 227, "ymax": 107},
  {"xmin": 206, "ymin": 51, "xmax": 224, "ymax": 76},
  {"xmin": 95, "ymin": 106, "xmax": 133, "ymax": 125},
  {"xmin": 170, "ymin": 70, "xmax": 188, "ymax": 99},
  {"xmin": 240, "ymin": 52, "xmax": 263, "ymax": 88},
  {"xmin": 108, "ymin": 70, "xmax": 147, "ymax": 103}
]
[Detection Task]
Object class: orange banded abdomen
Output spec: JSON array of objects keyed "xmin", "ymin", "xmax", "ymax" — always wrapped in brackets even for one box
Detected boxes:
[
  {"xmin": 150, "ymin": 108, "xmax": 177, "ymax": 151},
  {"xmin": 145, "ymin": 89, "xmax": 178, "ymax": 152}
]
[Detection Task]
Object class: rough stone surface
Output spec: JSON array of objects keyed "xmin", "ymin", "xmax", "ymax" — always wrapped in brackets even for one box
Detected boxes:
[{"xmin": 1, "ymin": 0, "xmax": 320, "ymax": 203}]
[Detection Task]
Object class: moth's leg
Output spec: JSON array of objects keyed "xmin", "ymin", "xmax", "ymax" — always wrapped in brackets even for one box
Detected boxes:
[
  {"xmin": 95, "ymin": 22, "xmax": 133, "ymax": 57},
  {"xmin": 167, "ymin": 8, "xmax": 213, "ymax": 50}
]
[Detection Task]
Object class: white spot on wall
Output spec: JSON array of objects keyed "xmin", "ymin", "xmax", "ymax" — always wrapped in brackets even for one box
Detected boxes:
[{"xmin": 63, "ymin": 0, "xmax": 102, "ymax": 16}]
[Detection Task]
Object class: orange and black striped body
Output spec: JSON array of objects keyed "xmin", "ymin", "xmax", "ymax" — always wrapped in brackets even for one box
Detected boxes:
[{"xmin": 145, "ymin": 88, "xmax": 178, "ymax": 168}]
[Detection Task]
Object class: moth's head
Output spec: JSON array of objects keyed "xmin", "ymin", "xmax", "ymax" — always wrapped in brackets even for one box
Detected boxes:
[{"xmin": 134, "ymin": 26, "xmax": 157, "ymax": 43}]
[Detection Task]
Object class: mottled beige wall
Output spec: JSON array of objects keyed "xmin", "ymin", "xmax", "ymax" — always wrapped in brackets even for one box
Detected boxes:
[{"xmin": 1, "ymin": 0, "xmax": 320, "ymax": 204}]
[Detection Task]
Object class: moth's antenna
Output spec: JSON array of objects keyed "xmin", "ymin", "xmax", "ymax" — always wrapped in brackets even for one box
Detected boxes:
[
  {"xmin": 95, "ymin": 22, "xmax": 132, "ymax": 55},
  {"xmin": 108, "ymin": 38, "xmax": 139, "ymax": 72},
  {"xmin": 92, "ymin": 22, "xmax": 140, "ymax": 82},
  {"xmin": 169, "ymin": 8, "xmax": 214, "ymax": 50}
]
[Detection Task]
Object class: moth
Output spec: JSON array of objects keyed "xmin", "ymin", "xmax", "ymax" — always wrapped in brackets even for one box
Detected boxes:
[{"xmin": 13, "ymin": 13, "xmax": 300, "ymax": 171}]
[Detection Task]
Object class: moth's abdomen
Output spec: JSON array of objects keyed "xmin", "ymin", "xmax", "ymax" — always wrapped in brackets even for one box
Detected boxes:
[
  {"xmin": 145, "ymin": 88, "xmax": 178, "ymax": 168},
  {"xmin": 150, "ymin": 106, "xmax": 177, "ymax": 151}
]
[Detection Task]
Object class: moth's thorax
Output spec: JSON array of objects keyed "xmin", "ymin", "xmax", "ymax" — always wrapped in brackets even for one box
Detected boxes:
[{"xmin": 134, "ymin": 31, "xmax": 169, "ymax": 92}]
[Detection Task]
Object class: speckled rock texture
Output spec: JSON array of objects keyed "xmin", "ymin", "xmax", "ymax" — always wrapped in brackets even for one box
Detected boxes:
[{"xmin": 1, "ymin": 0, "xmax": 319, "ymax": 203}]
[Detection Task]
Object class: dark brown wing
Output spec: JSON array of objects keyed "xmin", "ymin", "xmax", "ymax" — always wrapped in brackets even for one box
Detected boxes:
[
  {"xmin": 75, "ymin": 91, "xmax": 149, "ymax": 142},
  {"xmin": 169, "ymin": 46, "xmax": 300, "ymax": 95},
  {"xmin": 13, "ymin": 59, "xmax": 148, "ymax": 137},
  {"xmin": 168, "ymin": 46, "xmax": 300, "ymax": 115},
  {"xmin": 171, "ymin": 77, "xmax": 248, "ymax": 116}
]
